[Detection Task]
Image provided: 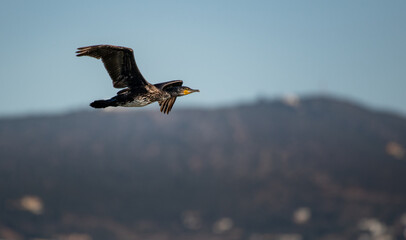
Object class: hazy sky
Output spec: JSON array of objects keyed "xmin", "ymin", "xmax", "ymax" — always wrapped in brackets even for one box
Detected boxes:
[{"xmin": 0, "ymin": 0, "xmax": 405, "ymax": 117}]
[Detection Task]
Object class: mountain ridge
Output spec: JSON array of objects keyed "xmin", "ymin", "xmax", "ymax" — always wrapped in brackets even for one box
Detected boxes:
[{"xmin": 1, "ymin": 96, "xmax": 406, "ymax": 240}]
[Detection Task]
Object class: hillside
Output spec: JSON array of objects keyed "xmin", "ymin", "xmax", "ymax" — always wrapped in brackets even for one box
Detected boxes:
[{"xmin": 1, "ymin": 96, "xmax": 406, "ymax": 240}]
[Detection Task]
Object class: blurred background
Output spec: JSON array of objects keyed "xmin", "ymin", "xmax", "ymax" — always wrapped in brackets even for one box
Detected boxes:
[{"xmin": 1, "ymin": 1, "xmax": 406, "ymax": 240}]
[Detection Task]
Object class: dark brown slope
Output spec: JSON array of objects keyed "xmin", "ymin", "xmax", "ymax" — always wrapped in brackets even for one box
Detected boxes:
[{"xmin": 0, "ymin": 96, "xmax": 406, "ymax": 240}]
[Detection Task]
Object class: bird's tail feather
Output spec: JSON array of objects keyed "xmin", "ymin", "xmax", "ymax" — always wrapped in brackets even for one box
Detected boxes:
[{"xmin": 90, "ymin": 99, "xmax": 116, "ymax": 108}]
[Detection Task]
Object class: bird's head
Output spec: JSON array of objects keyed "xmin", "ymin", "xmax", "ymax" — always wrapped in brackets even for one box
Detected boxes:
[{"xmin": 175, "ymin": 86, "xmax": 200, "ymax": 96}]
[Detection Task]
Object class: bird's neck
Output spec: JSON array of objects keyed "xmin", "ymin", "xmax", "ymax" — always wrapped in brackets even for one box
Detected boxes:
[{"xmin": 165, "ymin": 87, "xmax": 182, "ymax": 97}]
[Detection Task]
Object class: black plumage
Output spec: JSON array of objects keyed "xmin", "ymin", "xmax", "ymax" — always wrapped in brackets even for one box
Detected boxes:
[{"xmin": 76, "ymin": 45, "xmax": 199, "ymax": 114}]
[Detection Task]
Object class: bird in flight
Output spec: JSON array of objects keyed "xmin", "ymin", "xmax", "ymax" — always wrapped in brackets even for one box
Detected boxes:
[{"xmin": 76, "ymin": 45, "xmax": 199, "ymax": 114}]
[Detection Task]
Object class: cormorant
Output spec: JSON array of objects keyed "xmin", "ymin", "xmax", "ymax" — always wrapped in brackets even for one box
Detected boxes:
[{"xmin": 76, "ymin": 45, "xmax": 199, "ymax": 114}]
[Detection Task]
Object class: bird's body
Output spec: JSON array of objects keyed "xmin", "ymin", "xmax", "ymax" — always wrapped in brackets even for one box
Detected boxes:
[{"xmin": 76, "ymin": 45, "xmax": 199, "ymax": 114}]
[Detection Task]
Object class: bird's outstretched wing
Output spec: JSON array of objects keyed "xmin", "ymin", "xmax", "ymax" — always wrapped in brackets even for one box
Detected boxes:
[
  {"xmin": 154, "ymin": 80, "xmax": 183, "ymax": 90},
  {"xmin": 159, "ymin": 97, "xmax": 177, "ymax": 114},
  {"xmin": 156, "ymin": 80, "xmax": 183, "ymax": 114},
  {"xmin": 76, "ymin": 45, "xmax": 149, "ymax": 88}
]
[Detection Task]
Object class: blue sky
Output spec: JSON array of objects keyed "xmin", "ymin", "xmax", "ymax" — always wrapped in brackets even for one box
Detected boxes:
[{"xmin": 0, "ymin": 0, "xmax": 405, "ymax": 116}]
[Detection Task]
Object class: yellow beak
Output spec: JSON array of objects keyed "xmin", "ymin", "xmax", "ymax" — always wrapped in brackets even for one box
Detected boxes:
[{"xmin": 183, "ymin": 89, "xmax": 200, "ymax": 95}]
